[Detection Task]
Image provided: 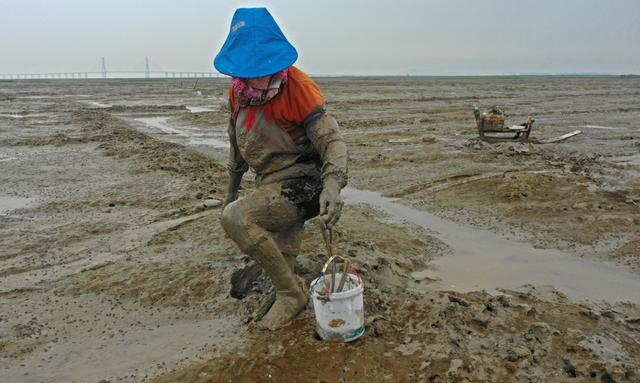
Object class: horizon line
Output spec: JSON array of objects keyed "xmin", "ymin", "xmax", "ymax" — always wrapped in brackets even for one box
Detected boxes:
[{"xmin": 1, "ymin": 73, "xmax": 638, "ymax": 80}]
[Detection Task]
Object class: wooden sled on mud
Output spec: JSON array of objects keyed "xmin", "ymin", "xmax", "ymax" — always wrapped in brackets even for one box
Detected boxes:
[{"xmin": 474, "ymin": 106, "xmax": 534, "ymax": 142}]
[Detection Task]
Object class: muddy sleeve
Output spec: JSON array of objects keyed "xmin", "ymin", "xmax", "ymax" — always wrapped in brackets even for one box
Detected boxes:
[
  {"xmin": 304, "ymin": 109, "xmax": 348, "ymax": 188},
  {"xmin": 227, "ymin": 119, "xmax": 248, "ymax": 175}
]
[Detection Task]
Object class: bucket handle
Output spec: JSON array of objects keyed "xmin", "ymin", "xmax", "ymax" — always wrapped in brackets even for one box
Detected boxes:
[
  {"xmin": 317, "ymin": 220, "xmax": 362, "ymax": 296},
  {"xmin": 312, "ymin": 265, "xmax": 362, "ymax": 302},
  {"xmin": 319, "ymin": 221, "xmax": 337, "ymax": 293}
]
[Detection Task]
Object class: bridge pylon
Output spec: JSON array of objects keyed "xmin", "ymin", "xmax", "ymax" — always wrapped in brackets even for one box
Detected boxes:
[
  {"xmin": 144, "ymin": 56, "xmax": 150, "ymax": 79},
  {"xmin": 101, "ymin": 57, "xmax": 107, "ymax": 79}
]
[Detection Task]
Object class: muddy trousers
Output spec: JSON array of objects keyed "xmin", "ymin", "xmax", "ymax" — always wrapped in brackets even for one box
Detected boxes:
[{"xmin": 221, "ymin": 182, "xmax": 307, "ymax": 298}]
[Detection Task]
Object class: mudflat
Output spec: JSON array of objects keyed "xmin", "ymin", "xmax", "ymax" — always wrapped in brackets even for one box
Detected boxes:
[{"xmin": 1, "ymin": 77, "xmax": 639, "ymax": 382}]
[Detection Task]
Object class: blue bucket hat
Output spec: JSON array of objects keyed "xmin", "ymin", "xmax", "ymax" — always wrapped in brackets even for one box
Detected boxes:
[{"xmin": 214, "ymin": 8, "xmax": 298, "ymax": 78}]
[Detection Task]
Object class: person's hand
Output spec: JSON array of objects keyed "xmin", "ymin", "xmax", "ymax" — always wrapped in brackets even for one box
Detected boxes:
[{"xmin": 319, "ymin": 177, "xmax": 343, "ymax": 228}]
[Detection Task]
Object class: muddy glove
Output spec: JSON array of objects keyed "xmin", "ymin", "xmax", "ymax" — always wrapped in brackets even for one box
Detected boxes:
[
  {"xmin": 224, "ymin": 117, "xmax": 248, "ymax": 208},
  {"xmin": 304, "ymin": 112, "xmax": 348, "ymax": 227},
  {"xmin": 319, "ymin": 176, "xmax": 343, "ymax": 228}
]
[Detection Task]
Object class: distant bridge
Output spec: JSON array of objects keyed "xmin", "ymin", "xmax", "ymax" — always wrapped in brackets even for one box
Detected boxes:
[
  {"xmin": 0, "ymin": 71, "xmax": 220, "ymax": 80},
  {"xmin": 0, "ymin": 57, "xmax": 222, "ymax": 80}
]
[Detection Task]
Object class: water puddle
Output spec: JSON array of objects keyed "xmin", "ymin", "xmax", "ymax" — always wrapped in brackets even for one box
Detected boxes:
[
  {"xmin": 134, "ymin": 117, "xmax": 228, "ymax": 148},
  {"xmin": 0, "ymin": 155, "xmax": 17, "ymax": 162},
  {"xmin": 188, "ymin": 137, "xmax": 228, "ymax": 148},
  {"xmin": 343, "ymin": 187, "xmax": 640, "ymax": 303},
  {"xmin": 82, "ymin": 100, "xmax": 113, "ymax": 108},
  {"xmin": 186, "ymin": 105, "xmax": 215, "ymax": 113},
  {"xmin": 0, "ymin": 195, "xmax": 36, "ymax": 215},
  {"xmin": 18, "ymin": 95, "xmax": 59, "ymax": 100},
  {"xmin": 135, "ymin": 116, "xmax": 183, "ymax": 135},
  {"xmin": 611, "ymin": 153, "xmax": 640, "ymax": 167},
  {"xmin": 20, "ymin": 95, "xmax": 93, "ymax": 100}
]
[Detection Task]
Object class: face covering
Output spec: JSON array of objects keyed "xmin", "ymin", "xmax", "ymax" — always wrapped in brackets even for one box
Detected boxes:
[{"xmin": 231, "ymin": 68, "xmax": 289, "ymax": 106}]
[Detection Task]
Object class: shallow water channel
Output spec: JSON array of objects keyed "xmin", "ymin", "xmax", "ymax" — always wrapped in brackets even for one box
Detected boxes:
[
  {"xmin": 134, "ymin": 116, "xmax": 228, "ymax": 148},
  {"xmin": 343, "ymin": 187, "xmax": 640, "ymax": 304}
]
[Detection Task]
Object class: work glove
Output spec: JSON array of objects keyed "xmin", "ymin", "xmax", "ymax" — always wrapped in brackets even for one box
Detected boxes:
[{"xmin": 319, "ymin": 176, "xmax": 343, "ymax": 229}]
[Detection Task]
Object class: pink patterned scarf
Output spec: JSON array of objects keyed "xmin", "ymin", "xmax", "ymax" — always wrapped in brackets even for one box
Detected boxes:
[{"xmin": 231, "ymin": 68, "xmax": 288, "ymax": 106}]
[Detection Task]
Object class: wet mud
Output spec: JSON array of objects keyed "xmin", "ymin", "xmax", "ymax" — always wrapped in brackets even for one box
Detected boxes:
[{"xmin": 1, "ymin": 77, "xmax": 639, "ymax": 382}]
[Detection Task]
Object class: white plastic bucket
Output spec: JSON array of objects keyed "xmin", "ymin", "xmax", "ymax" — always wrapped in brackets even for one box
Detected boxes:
[{"xmin": 310, "ymin": 272, "xmax": 365, "ymax": 342}]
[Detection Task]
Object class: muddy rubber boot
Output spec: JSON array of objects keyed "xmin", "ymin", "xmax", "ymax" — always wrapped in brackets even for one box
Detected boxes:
[
  {"xmin": 282, "ymin": 254, "xmax": 309, "ymax": 298},
  {"xmin": 230, "ymin": 260, "xmax": 263, "ymax": 299},
  {"xmin": 252, "ymin": 238, "xmax": 307, "ymax": 330},
  {"xmin": 283, "ymin": 254, "xmax": 296, "ymax": 272},
  {"xmin": 276, "ymin": 227, "xmax": 307, "ymax": 295},
  {"xmin": 231, "ymin": 231, "xmax": 300, "ymax": 300},
  {"xmin": 274, "ymin": 225, "xmax": 302, "ymax": 273}
]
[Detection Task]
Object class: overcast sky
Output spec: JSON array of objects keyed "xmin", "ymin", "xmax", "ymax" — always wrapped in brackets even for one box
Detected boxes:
[{"xmin": 1, "ymin": 0, "xmax": 639, "ymax": 76}]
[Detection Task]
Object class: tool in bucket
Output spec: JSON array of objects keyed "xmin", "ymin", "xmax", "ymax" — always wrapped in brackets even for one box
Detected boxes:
[
  {"xmin": 311, "ymin": 220, "xmax": 365, "ymax": 341},
  {"xmin": 316, "ymin": 220, "xmax": 362, "ymax": 301}
]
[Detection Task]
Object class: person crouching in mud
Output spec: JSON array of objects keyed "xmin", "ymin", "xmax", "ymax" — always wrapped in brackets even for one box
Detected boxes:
[{"xmin": 215, "ymin": 8, "xmax": 348, "ymax": 330}]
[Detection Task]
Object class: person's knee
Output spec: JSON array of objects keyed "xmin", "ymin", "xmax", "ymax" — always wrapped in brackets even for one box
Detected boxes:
[
  {"xmin": 221, "ymin": 202, "xmax": 245, "ymax": 239},
  {"xmin": 222, "ymin": 202, "xmax": 272, "ymax": 254}
]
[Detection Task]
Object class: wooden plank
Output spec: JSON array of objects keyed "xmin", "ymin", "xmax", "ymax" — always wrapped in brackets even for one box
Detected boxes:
[{"xmin": 539, "ymin": 130, "xmax": 582, "ymax": 144}]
